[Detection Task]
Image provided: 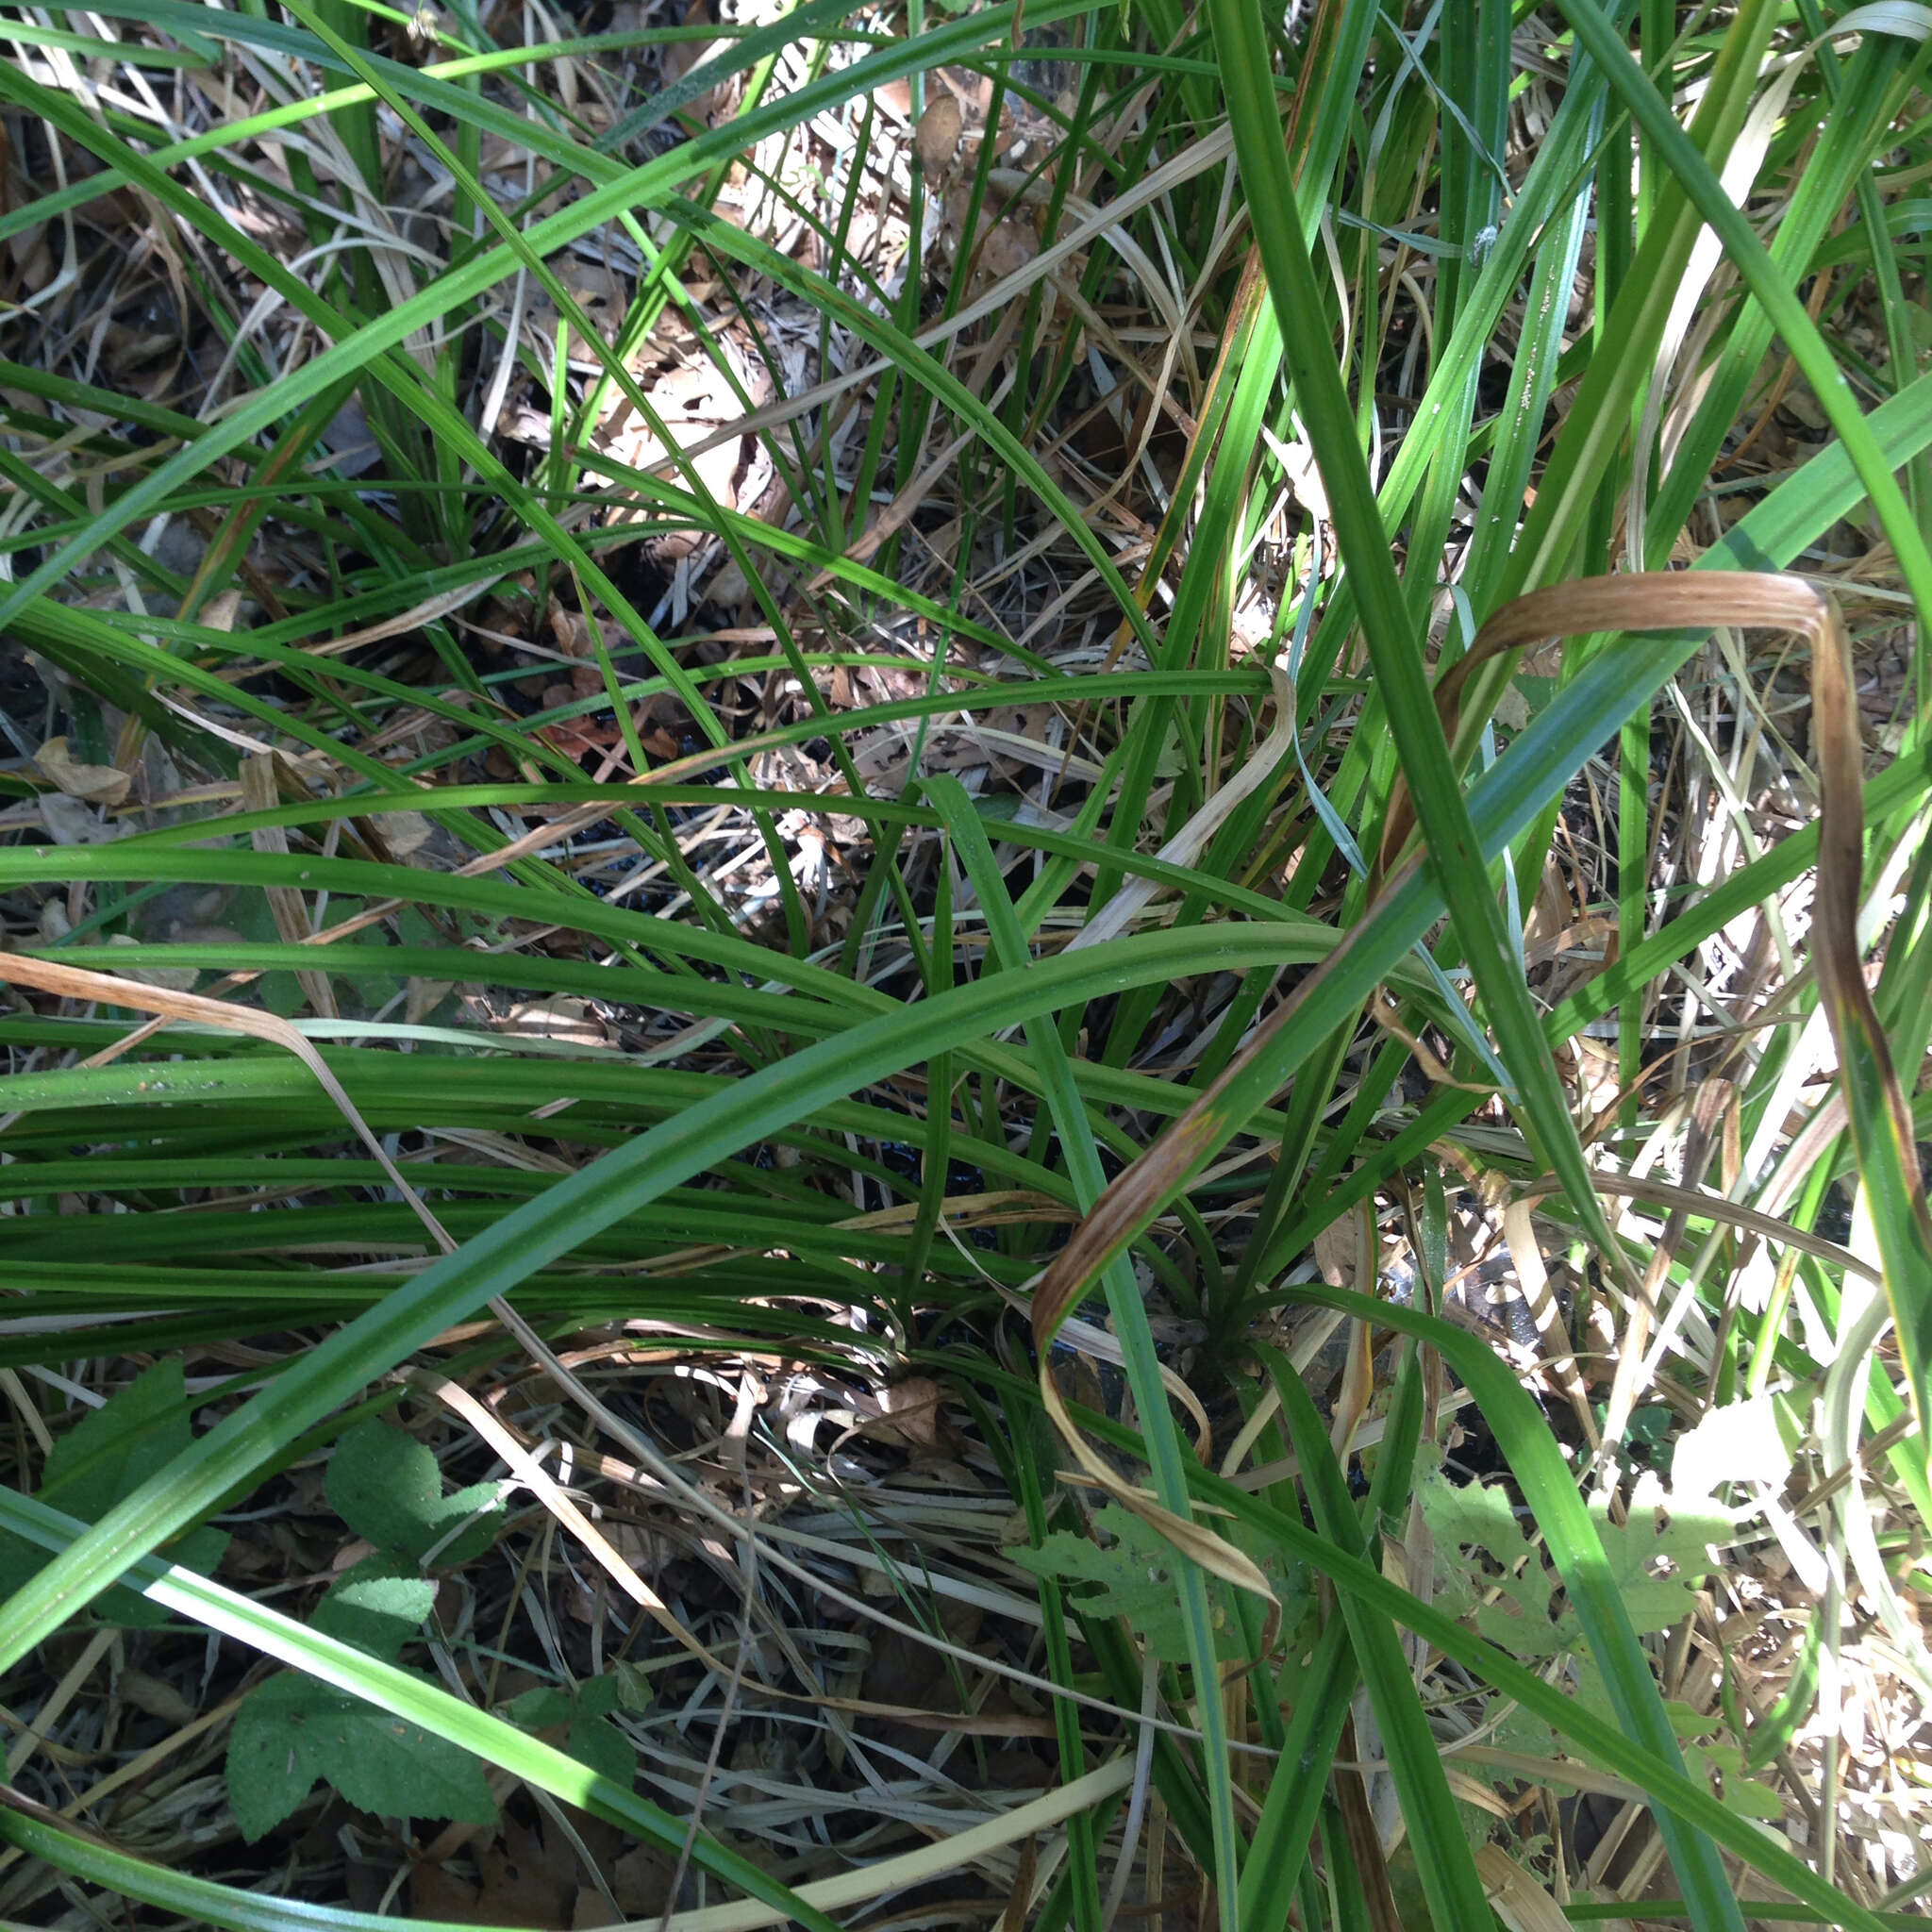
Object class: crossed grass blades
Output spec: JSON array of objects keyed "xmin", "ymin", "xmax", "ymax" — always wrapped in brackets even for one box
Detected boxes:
[{"xmin": 0, "ymin": 0, "xmax": 1928, "ymax": 1927}]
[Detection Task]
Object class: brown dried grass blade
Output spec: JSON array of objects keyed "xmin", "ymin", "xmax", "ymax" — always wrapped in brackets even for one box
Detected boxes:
[
  {"xmin": 1381, "ymin": 570, "xmax": 1845, "ymax": 874},
  {"xmin": 1026, "ymin": 854, "xmax": 1418, "ymax": 1363},
  {"xmin": 1807, "ymin": 584, "xmax": 1932, "ymax": 1457}
]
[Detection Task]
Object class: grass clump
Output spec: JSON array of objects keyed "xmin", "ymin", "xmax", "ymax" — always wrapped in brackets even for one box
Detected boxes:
[{"xmin": 0, "ymin": 0, "xmax": 1927, "ymax": 1926}]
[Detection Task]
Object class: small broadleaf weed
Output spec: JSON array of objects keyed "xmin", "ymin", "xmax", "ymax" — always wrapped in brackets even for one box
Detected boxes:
[
  {"xmin": 1421, "ymin": 1395, "xmax": 1793, "ymax": 1816},
  {"xmin": 0, "ymin": 1361, "xmax": 227, "ymax": 1628},
  {"xmin": 1010, "ymin": 1503, "xmax": 1272, "ymax": 1661},
  {"xmin": 225, "ymin": 1420, "xmax": 508, "ymax": 1840}
]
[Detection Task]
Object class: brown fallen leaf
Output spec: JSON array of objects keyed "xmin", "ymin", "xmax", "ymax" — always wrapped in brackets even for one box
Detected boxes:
[
  {"xmin": 1475, "ymin": 1844, "xmax": 1576, "ymax": 1932},
  {"xmin": 35, "ymin": 736, "xmax": 131, "ymax": 807},
  {"xmin": 913, "ymin": 91, "xmax": 962, "ymax": 175}
]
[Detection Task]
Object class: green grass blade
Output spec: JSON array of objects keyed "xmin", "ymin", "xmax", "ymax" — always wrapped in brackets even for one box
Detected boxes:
[
  {"xmin": 927, "ymin": 774, "xmax": 1246, "ymax": 1929},
  {"xmin": 1286, "ymin": 1289, "xmax": 1747, "ymax": 1932},
  {"xmin": 0, "ymin": 1795, "xmax": 520, "ymax": 1932},
  {"xmin": 1208, "ymin": 0, "xmax": 1633, "ymax": 1291},
  {"xmin": 1236, "ymin": 1615, "xmax": 1357, "ymax": 1932},
  {"xmin": 1266, "ymin": 1356, "xmax": 1493, "ymax": 1932},
  {"xmin": 1551, "ymin": 0, "xmax": 1932, "ymax": 630}
]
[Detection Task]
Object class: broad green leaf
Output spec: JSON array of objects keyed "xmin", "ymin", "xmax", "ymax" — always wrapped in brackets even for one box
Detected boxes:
[
  {"xmin": 309, "ymin": 1559, "xmax": 438, "ymax": 1664},
  {"xmin": 0, "ymin": 1362, "xmax": 225, "ymax": 1626},
  {"xmin": 566, "ymin": 1707, "xmax": 638, "ymax": 1792},
  {"xmin": 225, "ymin": 1541, "xmax": 493, "ymax": 1840},
  {"xmin": 325, "ymin": 1420, "xmax": 504, "ymax": 1566},
  {"xmin": 503, "ymin": 1676, "xmax": 637, "ymax": 1790},
  {"xmin": 226, "ymin": 1672, "xmax": 496, "ymax": 1842}
]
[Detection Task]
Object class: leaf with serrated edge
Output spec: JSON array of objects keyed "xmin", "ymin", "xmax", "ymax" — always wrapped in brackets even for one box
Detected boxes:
[
  {"xmin": 1010, "ymin": 1505, "xmax": 1247, "ymax": 1662},
  {"xmin": 226, "ymin": 1673, "xmax": 495, "ymax": 1841},
  {"xmin": 325, "ymin": 1420, "xmax": 502, "ymax": 1564},
  {"xmin": 311, "ymin": 1559, "xmax": 437, "ymax": 1665}
]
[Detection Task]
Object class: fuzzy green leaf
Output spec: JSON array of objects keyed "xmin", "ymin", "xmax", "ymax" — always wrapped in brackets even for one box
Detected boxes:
[
  {"xmin": 226, "ymin": 1671, "xmax": 497, "ymax": 1842},
  {"xmin": 310, "ymin": 1558, "xmax": 438, "ymax": 1664},
  {"xmin": 502, "ymin": 1675, "xmax": 636, "ymax": 1790},
  {"xmin": 0, "ymin": 1362, "xmax": 225, "ymax": 1626},
  {"xmin": 325, "ymin": 1419, "xmax": 503, "ymax": 1565}
]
